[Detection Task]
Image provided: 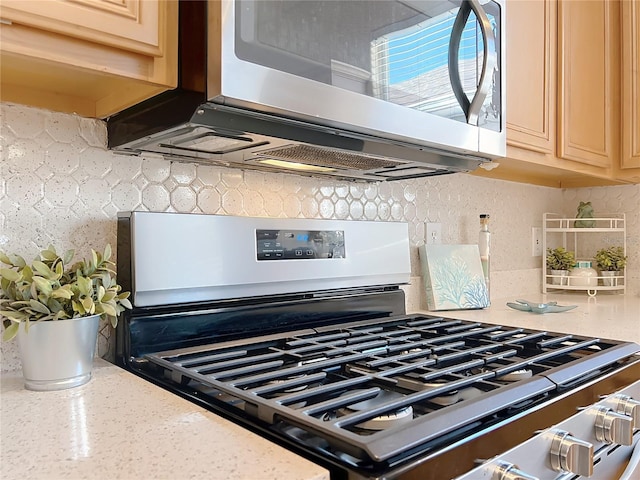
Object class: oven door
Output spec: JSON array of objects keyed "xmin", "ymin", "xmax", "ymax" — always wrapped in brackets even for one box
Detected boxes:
[{"xmin": 209, "ymin": 0, "xmax": 505, "ymax": 157}]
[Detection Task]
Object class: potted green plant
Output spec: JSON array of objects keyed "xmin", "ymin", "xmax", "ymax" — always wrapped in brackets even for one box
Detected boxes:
[
  {"xmin": 594, "ymin": 246, "xmax": 627, "ymax": 286},
  {"xmin": 0, "ymin": 244, "xmax": 131, "ymax": 390},
  {"xmin": 546, "ymin": 247, "xmax": 576, "ymax": 285}
]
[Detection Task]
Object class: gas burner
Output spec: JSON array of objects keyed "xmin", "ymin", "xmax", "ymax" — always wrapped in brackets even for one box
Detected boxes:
[
  {"xmin": 499, "ymin": 369, "xmax": 533, "ymax": 382},
  {"xmin": 424, "ymin": 381, "xmax": 460, "ymax": 406},
  {"xmin": 339, "ymin": 390, "xmax": 414, "ymax": 431}
]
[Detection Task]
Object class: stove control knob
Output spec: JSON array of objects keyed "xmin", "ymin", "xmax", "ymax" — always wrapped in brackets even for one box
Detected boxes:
[
  {"xmin": 612, "ymin": 394, "xmax": 640, "ymax": 427},
  {"xmin": 549, "ymin": 429, "xmax": 593, "ymax": 477},
  {"xmin": 594, "ymin": 406, "xmax": 634, "ymax": 445},
  {"xmin": 492, "ymin": 461, "xmax": 540, "ymax": 480}
]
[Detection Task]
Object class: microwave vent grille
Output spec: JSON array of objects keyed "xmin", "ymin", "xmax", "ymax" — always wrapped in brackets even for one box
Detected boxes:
[{"xmin": 253, "ymin": 144, "xmax": 402, "ymax": 171}]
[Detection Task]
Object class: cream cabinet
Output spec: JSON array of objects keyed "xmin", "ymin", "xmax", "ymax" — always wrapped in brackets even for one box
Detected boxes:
[
  {"xmin": 474, "ymin": 0, "xmax": 635, "ymax": 188},
  {"xmin": 0, "ymin": 0, "xmax": 178, "ymax": 118},
  {"xmin": 557, "ymin": 0, "xmax": 619, "ymax": 170},
  {"xmin": 505, "ymin": 0, "xmax": 556, "ymax": 157},
  {"xmin": 619, "ymin": 0, "xmax": 640, "ymax": 182}
]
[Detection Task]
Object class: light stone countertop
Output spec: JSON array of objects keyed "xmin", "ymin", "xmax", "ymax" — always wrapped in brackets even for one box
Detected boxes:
[
  {"xmin": 1, "ymin": 293, "xmax": 637, "ymax": 480},
  {"xmin": 410, "ymin": 292, "xmax": 640, "ymax": 344},
  {"xmin": 0, "ymin": 359, "xmax": 329, "ymax": 480}
]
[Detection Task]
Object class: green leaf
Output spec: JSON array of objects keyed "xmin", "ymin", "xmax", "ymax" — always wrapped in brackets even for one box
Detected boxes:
[
  {"xmin": 97, "ymin": 285, "xmax": 105, "ymax": 302},
  {"xmin": 2, "ymin": 322, "xmax": 19, "ymax": 341},
  {"xmin": 51, "ymin": 288, "xmax": 72, "ymax": 299},
  {"xmin": 47, "ymin": 298, "xmax": 63, "ymax": 313},
  {"xmin": 63, "ymin": 249, "xmax": 75, "ymax": 265},
  {"xmin": 81, "ymin": 297, "xmax": 95, "ymax": 315},
  {"xmin": 91, "ymin": 250, "xmax": 98, "ymax": 269},
  {"xmin": 119, "ymin": 298, "xmax": 132, "ymax": 310},
  {"xmin": 0, "ymin": 252, "xmax": 11, "ymax": 265},
  {"xmin": 77, "ymin": 276, "xmax": 92, "ymax": 296},
  {"xmin": 32, "ymin": 277, "xmax": 53, "ymax": 297},
  {"xmin": 32, "ymin": 261, "xmax": 54, "ymax": 279},
  {"xmin": 40, "ymin": 248, "xmax": 57, "ymax": 261},
  {"xmin": 28, "ymin": 299, "xmax": 51, "ymax": 315},
  {"xmin": 72, "ymin": 300, "xmax": 86, "ymax": 315},
  {"xmin": 103, "ymin": 244, "xmax": 112, "ymax": 262},
  {"xmin": 0, "ymin": 268, "xmax": 20, "ymax": 282},
  {"xmin": 22, "ymin": 265, "xmax": 33, "ymax": 282},
  {"xmin": 99, "ymin": 302, "xmax": 117, "ymax": 317},
  {"xmin": 9, "ymin": 255, "xmax": 26, "ymax": 268},
  {"xmin": 53, "ymin": 261, "xmax": 64, "ymax": 278},
  {"xmin": 101, "ymin": 273, "xmax": 113, "ymax": 288},
  {"xmin": 0, "ymin": 310, "xmax": 27, "ymax": 322},
  {"xmin": 101, "ymin": 290, "xmax": 116, "ymax": 303}
]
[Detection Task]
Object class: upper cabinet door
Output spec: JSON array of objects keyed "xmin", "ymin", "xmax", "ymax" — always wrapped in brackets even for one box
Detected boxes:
[
  {"xmin": 1, "ymin": 0, "xmax": 161, "ymax": 56},
  {"xmin": 621, "ymin": 0, "xmax": 640, "ymax": 173},
  {"xmin": 506, "ymin": 0, "xmax": 556, "ymax": 154},
  {"xmin": 0, "ymin": 0, "xmax": 177, "ymax": 118},
  {"xmin": 557, "ymin": 0, "xmax": 619, "ymax": 169}
]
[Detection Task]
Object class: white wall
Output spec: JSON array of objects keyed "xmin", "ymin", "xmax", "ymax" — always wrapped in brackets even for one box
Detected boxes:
[{"xmin": 1, "ymin": 103, "xmax": 638, "ymax": 371}]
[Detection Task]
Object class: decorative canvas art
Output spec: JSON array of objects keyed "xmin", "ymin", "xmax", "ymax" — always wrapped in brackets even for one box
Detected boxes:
[{"xmin": 419, "ymin": 244, "xmax": 490, "ymax": 311}]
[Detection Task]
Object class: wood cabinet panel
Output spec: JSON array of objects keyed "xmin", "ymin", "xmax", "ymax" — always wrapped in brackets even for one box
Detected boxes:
[
  {"xmin": 0, "ymin": 0, "xmax": 177, "ymax": 118},
  {"xmin": 0, "ymin": 0, "xmax": 160, "ymax": 56},
  {"xmin": 621, "ymin": 0, "xmax": 640, "ymax": 174},
  {"xmin": 557, "ymin": 0, "xmax": 618, "ymax": 169},
  {"xmin": 506, "ymin": 0, "xmax": 555, "ymax": 154}
]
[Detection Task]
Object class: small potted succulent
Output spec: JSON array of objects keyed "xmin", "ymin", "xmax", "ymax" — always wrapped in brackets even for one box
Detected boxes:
[
  {"xmin": 0, "ymin": 244, "xmax": 131, "ymax": 390},
  {"xmin": 546, "ymin": 247, "xmax": 576, "ymax": 285},
  {"xmin": 594, "ymin": 246, "xmax": 627, "ymax": 286}
]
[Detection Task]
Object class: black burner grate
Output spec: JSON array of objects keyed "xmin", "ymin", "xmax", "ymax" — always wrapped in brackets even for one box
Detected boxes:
[{"xmin": 144, "ymin": 314, "xmax": 639, "ymax": 465}]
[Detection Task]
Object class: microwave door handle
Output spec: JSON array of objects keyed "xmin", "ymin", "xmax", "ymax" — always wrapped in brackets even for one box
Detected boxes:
[{"xmin": 448, "ymin": 0, "xmax": 497, "ymax": 125}]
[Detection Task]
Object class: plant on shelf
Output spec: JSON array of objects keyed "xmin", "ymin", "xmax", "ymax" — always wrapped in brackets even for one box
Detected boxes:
[
  {"xmin": 594, "ymin": 246, "xmax": 627, "ymax": 272},
  {"xmin": 0, "ymin": 244, "xmax": 132, "ymax": 390},
  {"xmin": 546, "ymin": 247, "xmax": 576, "ymax": 271}
]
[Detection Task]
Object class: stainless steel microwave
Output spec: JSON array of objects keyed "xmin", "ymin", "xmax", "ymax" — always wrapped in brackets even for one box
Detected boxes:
[{"xmin": 108, "ymin": 0, "xmax": 505, "ymax": 182}]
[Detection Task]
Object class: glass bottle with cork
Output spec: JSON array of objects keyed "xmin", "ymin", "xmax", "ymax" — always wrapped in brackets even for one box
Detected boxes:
[{"xmin": 479, "ymin": 214, "xmax": 491, "ymax": 296}]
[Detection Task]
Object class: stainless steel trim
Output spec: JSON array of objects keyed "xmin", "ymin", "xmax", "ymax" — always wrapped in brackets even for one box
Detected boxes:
[
  {"xmin": 448, "ymin": 0, "xmax": 497, "ymax": 126},
  {"xmin": 127, "ymin": 212, "xmax": 411, "ymax": 307}
]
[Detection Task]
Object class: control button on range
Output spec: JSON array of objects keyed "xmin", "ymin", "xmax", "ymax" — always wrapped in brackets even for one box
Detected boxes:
[
  {"xmin": 306, "ymin": 249, "xmax": 314, "ymax": 256},
  {"xmin": 612, "ymin": 394, "xmax": 640, "ymax": 427},
  {"xmin": 594, "ymin": 406, "xmax": 634, "ymax": 445},
  {"xmin": 492, "ymin": 461, "xmax": 539, "ymax": 480},
  {"xmin": 549, "ymin": 429, "xmax": 593, "ymax": 477},
  {"xmin": 295, "ymin": 250, "xmax": 303, "ymax": 256}
]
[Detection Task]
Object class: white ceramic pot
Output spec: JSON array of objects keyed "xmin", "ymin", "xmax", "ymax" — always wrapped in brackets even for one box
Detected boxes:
[
  {"xmin": 17, "ymin": 314, "xmax": 100, "ymax": 391},
  {"xmin": 569, "ymin": 261, "xmax": 598, "ymax": 287}
]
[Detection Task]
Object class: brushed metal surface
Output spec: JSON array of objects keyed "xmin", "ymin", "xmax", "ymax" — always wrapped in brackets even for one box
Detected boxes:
[
  {"xmin": 128, "ymin": 212, "xmax": 410, "ymax": 307},
  {"xmin": 17, "ymin": 315, "xmax": 100, "ymax": 391}
]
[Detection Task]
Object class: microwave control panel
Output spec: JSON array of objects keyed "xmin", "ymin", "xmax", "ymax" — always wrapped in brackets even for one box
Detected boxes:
[{"xmin": 256, "ymin": 229, "xmax": 345, "ymax": 261}]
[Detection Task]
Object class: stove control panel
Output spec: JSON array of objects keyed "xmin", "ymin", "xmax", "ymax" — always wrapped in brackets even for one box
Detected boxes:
[
  {"xmin": 256, "ymin": 229, "xmax": 345, "ymax": 261},
  {"xmin": 455, "ymin": 379, "xmax": 640, "ymax": 480}
]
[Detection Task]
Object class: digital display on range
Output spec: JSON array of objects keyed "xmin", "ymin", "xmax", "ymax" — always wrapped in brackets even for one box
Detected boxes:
[{"xmin": 256, "ymin": 229, "xmax": 345, "ymax": 261}]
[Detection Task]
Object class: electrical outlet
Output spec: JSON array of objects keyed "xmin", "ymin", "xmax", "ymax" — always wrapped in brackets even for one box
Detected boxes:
[
  {"xmin": 426, "ymin": 222, "xmax": 442, "ymax": 244},
  {"xmin": 532, "ymin": 227, "xmax": 542, "ymax": 256}
]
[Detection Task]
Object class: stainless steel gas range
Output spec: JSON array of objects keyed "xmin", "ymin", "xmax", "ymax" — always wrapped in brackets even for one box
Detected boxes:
[{"xmin": 116, "ymin": 212, "xmax": 640, "ymax": 480}]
